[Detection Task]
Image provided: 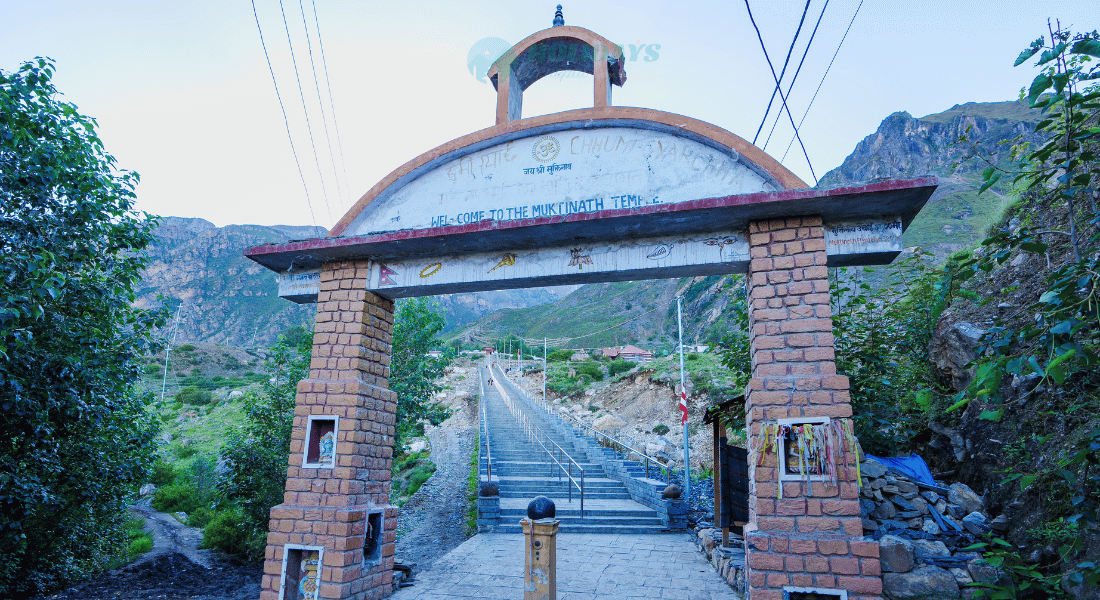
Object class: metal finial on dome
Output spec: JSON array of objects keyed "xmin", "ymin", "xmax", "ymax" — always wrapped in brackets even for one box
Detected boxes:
[{"xmin": 552, "ymin": 5, "xmax": 564, "ymax": 27}]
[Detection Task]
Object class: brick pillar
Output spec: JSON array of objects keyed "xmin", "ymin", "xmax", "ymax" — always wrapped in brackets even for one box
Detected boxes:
[
  {"xmin": 261, "ymin": 261, "xmax": 398, "ymax": 600},
  {"xmin": 744, "ymin": 217, "xmax": 882, "ymax": 600}
]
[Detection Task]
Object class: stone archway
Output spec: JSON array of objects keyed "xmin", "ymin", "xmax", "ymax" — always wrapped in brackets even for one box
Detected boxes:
[{"xmin": 245, "ymin": 11, "xmax": 934, "ymax": 600}]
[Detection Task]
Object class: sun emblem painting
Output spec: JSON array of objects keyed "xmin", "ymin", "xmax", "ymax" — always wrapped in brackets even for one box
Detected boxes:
[{"xmin": 531, "ymin": 135, "xmax": 560, "ymax": 162}]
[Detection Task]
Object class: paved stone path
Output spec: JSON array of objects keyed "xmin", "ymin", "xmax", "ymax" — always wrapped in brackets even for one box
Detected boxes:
[{"xmin": 390, "ymin": 531, "xmax": 742, "ymax": 600}]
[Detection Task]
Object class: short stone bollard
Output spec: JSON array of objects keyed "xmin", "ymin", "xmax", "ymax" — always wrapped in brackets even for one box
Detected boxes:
[{"xmin": 521, "ymin": 496, "xmax": 560, "ymax": 600}]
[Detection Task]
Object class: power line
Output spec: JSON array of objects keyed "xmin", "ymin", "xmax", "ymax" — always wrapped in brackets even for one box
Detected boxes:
[
  {"xmin": 279, "ymin": 0, "xmax": 333, "ymax": 223},
  {"xmin": 744, "ymin": 0, "xmax": 818, "ymax": 183},
  {"xmin": 311, "ymin": 0, "xmax": 351, "ymax": 213},
  {"xmin": 752, "ymin": 0, "xmax": 812, "ymax": 146},
  {"xmin": 251, "ymin": 0, "xmax": 317, "ymax": 226},
  {"xmin": 298, "ymin": 0, "xmax": 347, "ymax": 211},
  {"xmin": 761, "ymin": 0, "xmax": 831, "ymax": 150},
  {"xmin": 782, "ymin": 0, "xmax": 864, "ymax": 165}
]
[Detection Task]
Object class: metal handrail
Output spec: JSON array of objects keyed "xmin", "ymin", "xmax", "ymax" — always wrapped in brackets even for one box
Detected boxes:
[
  {"xmin": 490, "ymin": 366, "xmax": 585, "ymax": 516},
  {"xmin": 478, "ymin": 364, "xmax": 494, "ymax": 486},
  {"xmin": 498, "ymin": 365, "xmax": 671, "ymax": 484}
]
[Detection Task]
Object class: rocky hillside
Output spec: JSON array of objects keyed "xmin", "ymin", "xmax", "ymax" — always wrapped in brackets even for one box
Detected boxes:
[
  {"xmin": 137, "ymin": 218, "xmax": 572, "ymax": 347},
  {"xmin": 819, "ymin": 100, "xmax": 1045, "ymax": 257}
]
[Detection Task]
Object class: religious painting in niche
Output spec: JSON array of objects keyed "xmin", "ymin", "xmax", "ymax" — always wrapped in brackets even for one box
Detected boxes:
[
  {"xmin": 304, "ymin": 416, "xmax": 338, "ymax": 468},
  {"xmin": 281, "ymin": 546, "xmax": 323, "ymax": 600}
]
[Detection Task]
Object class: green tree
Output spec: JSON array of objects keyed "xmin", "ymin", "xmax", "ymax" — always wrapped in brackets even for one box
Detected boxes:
[
  {"xmin": 217, "ymin": 330, "xmax": 310, "ymax": 560},
  {"xmin": 392, "ymin": 298, "xmax": 452, "ymax": 446},
  {"xmin": 0, "ymin": 58, "xmax": 165, "ymax": 596}
]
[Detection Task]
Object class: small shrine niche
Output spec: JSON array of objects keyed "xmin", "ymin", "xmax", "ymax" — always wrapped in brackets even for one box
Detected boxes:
[
  {"xmin": 363, "ymin": 511, "xmax": 383, "ymax": 565},
  {"xmin": 303, "ymin": 415, "xmax": 338, "ymax": 469},
  {"xmin": 784, "ymin": 586, "xmax": 848, "ymax": 600},
  {"xmin": 777, "ymin": 417, "xmax": 833, "ymax": 481},
  {"xmin": 280, "ymin": 545, "xmax": 323, "ymax": 600}
]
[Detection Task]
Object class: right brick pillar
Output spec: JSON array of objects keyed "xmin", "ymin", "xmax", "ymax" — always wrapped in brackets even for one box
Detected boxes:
[{"xmin": 744, "ymin": 216, "xmax": 883, "ymax": 600}]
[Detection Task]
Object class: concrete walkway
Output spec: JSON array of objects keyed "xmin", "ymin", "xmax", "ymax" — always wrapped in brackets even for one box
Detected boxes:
[{"xmin": 391, "ymin": 531, "xmax": 742, "ymax": 600}]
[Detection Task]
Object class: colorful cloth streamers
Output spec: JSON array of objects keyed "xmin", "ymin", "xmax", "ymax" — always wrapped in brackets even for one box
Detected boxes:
[{"xmin": 753, "ymin": 418, "xmax": 863, "ymax": 498}]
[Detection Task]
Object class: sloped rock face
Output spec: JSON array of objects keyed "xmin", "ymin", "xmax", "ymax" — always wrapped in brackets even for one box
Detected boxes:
[{"xmin": 818, "ymin": 104, "xmax": 1042, "ymax": 188}]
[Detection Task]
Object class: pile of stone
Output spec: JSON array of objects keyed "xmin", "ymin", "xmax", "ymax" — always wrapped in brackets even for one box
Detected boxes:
[
  {"xmin": 693, "ymin": 527, "xmax": 747, "ymax": 592},
  {"xmin": 690, "ymin": 459, "xmax": 1005, "ymax": 599},
  {"xmin": 859, "ymin": 459, "xmax": 1002, "ymax": 599}
]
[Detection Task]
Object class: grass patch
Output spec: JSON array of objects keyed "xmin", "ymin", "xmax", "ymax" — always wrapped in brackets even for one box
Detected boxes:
[{"xmin": 467, "ymin": 433, "xmax": 479, "ymax": 535}]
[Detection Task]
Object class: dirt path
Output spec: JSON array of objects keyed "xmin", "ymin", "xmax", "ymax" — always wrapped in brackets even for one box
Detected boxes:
[
  {"xmin": 131, "ymin": 498, "xmax": 212, "ymax": 568},
  {"xmin": 394, "ymin": 397, "xmax": 477, "ymax": 575}
]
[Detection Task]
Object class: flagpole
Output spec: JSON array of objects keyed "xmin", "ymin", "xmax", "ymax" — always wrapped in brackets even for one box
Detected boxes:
[{"xmin": 677, "ymin": 296, "xmax": 690, "ymax": 500}]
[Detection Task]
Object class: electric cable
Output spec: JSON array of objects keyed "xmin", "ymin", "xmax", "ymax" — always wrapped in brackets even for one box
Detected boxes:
[
  {"xmin": 752, "ymin": 0, "xmax": 812, "ymax": 146},
  {"xmin": 311, "ymin": 0, "xmax": 351, "ymax": 212},
  {"xmin": 761, "ymin": 0, "xmax": 831, "ymax": 150},
  {"xmin": 782, "ymin": 0, "xmax": 864, "ymax": 164},
  {"xmin": 251, "ymin": 0, "xmax": 317, "ymax": 226},
  {"xmin": 744, "ymin": 0, "xmax": 817, "ymax": 183},
  {"xmin": 279, "ymin": 0, "xmax": 333, "ymax": 223},
  {"xmin": 298, "ymin": 0, "xmax": 346, "ymax": 211}
]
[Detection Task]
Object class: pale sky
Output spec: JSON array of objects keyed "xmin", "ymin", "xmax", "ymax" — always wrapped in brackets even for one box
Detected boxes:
[{"xmin": 2, "ymin": 1, "xmax": 1096, "ymax": 229}]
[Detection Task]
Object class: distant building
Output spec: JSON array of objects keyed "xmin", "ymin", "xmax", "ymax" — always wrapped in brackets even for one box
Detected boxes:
[
  {"xmin": 682, "ymin": 344, "xmax": 710, "ymax": 353},
  {"xmin": 601, "ymin": 344, "xmax": 654, "ymax": 362},
  {"xmin": 427, "ymin": 350, "xmax": 443, "ymax": 358}
]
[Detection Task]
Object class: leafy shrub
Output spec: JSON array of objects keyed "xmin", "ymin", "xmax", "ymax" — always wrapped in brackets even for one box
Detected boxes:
[
  {"xmin": 176, "ymin": 386, "xmax": 213, "ymax": 406},
  {"xmin": 548, "ymin": 349, "xmax": 574, "ymax": 362},
  {"xmin": 150, "ymin": 458, "xmax": 178, "ymax": 485},
  {"xmin": 128, "ymin": 536, "xmax": 153, "ymax": 556},
  {"xmin": 173, "ymin": 445, "xmax": 197, "ymax": 459},
  {"xmin": 152, "ymin": 484, "xmax": 201, "ymax": 514},
  {"xmin": 607, "ymin": 359, "xmax": 633, "ymax": 377},
  {"xmin": 653, "ymin": 424, "xmax": 670, "ymax": 435},
  {"xmin": 201, "ymin": 506, "xmax": 263, "ymax": 559},
  {"xmin": 687, "ymin": 353, "xmax": 700, "ymax": 361},
  {"xmin": 574, "ymin": 363, "xmax": 603, "ymax": 381},
  {"xmin": 178, "ymin": 344, "xmax": 196, "ymax": 353},
  {"xmin": 143, "ymin": 363, "xmax": 161, "ymax": 374},
  {"xmin": 588, "ymin": 405, "xmax": 600, "ymax": 413}
]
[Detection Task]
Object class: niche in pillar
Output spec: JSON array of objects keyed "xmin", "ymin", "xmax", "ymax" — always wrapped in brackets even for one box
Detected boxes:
[
  {"xmin": 776, "ymin": 416, "xmax": 834, "ymax": 482},
  {"xmin": 363, "ymin": 510, "xmax": 383, "ymax": 565},
  {"xmin": 784, "ymin": 586, "xmax": 848, "ymax": 600},
  {"xmin": 280, "ymin": 545, "xmax": 324, "ymax": 600},
  {"xmin": 303, "ymin": 415, "xmax": 338, "ymax": 469}
]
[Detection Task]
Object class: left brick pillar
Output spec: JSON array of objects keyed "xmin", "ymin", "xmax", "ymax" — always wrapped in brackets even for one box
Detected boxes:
[{"xmin": 261, "ymin": 260, "xmax": 398, "ymax": 600}]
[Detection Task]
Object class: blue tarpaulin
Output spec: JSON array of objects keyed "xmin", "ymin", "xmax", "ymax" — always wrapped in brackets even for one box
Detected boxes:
[{"xmin": 865, "ymin": 454, "xmax": 936, "ymax": 486}]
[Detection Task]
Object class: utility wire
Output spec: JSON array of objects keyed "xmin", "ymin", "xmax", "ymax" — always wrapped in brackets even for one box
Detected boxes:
[
  {"xmin": 251, "ymin": 0, "xmax": 317, "ymax": 226},
  {"xmin": 762, "ymin": 0, "xmax": 830, "ymax": 150},
  {"xmin": 298, "ymin": 0, "xmax": 346, "ymax": 211},
  {"xmin": 279, "ymin": 0, "xmax": 333, "ymax": 223},
  {"xmin": 311, "ymin": 0, "xmax": 351, "ymax": 212},
  {"xmin": 782, "ymin": 0, "xmax": 864, "ymax": 165},
  {"xmin": 744, "ymin": 0, "xmax": 818, "ymax": 183},
  {"xmin": 752, "ymin": 0, "xmax": 812, "ymax": 146}
]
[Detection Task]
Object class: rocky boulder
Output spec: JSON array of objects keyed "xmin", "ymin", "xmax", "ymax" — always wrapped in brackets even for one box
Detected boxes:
[{"xmin": 883, "ymin": 565, "xmax": 961, "ymax": 599}]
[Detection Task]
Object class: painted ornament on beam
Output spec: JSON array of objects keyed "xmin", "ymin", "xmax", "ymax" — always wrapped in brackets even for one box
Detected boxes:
[
  {"xmin": 420, "ymin": 263, "xmax": 443, "ymax": 278},
  {"xmin": 647, "ymin": 244, "xmax": 674, "ymax": 260},
  {"xmin": 568, "ymin": 248, "xmax": 593, "ymax": 269},
  {"xmin": 488, "ymin": 253, "xmax": 517, "ymax": 273}
]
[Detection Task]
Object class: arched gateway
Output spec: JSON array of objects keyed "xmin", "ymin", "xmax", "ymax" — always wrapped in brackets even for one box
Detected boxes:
[{"xmin": 246, "ymin": 9, "xmax": 934, "ymax": 600}]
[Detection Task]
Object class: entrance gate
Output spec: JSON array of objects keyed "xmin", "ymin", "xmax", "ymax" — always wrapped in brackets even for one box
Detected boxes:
[{"xmin": 246, "ymin": 11, "xmax": 934, "ymax": 600}]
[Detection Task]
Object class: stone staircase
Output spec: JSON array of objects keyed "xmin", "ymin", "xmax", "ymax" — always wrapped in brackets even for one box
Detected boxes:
[{"xmin": 478, "ymin": 363, "xmax": 667, "ymax": 534}]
